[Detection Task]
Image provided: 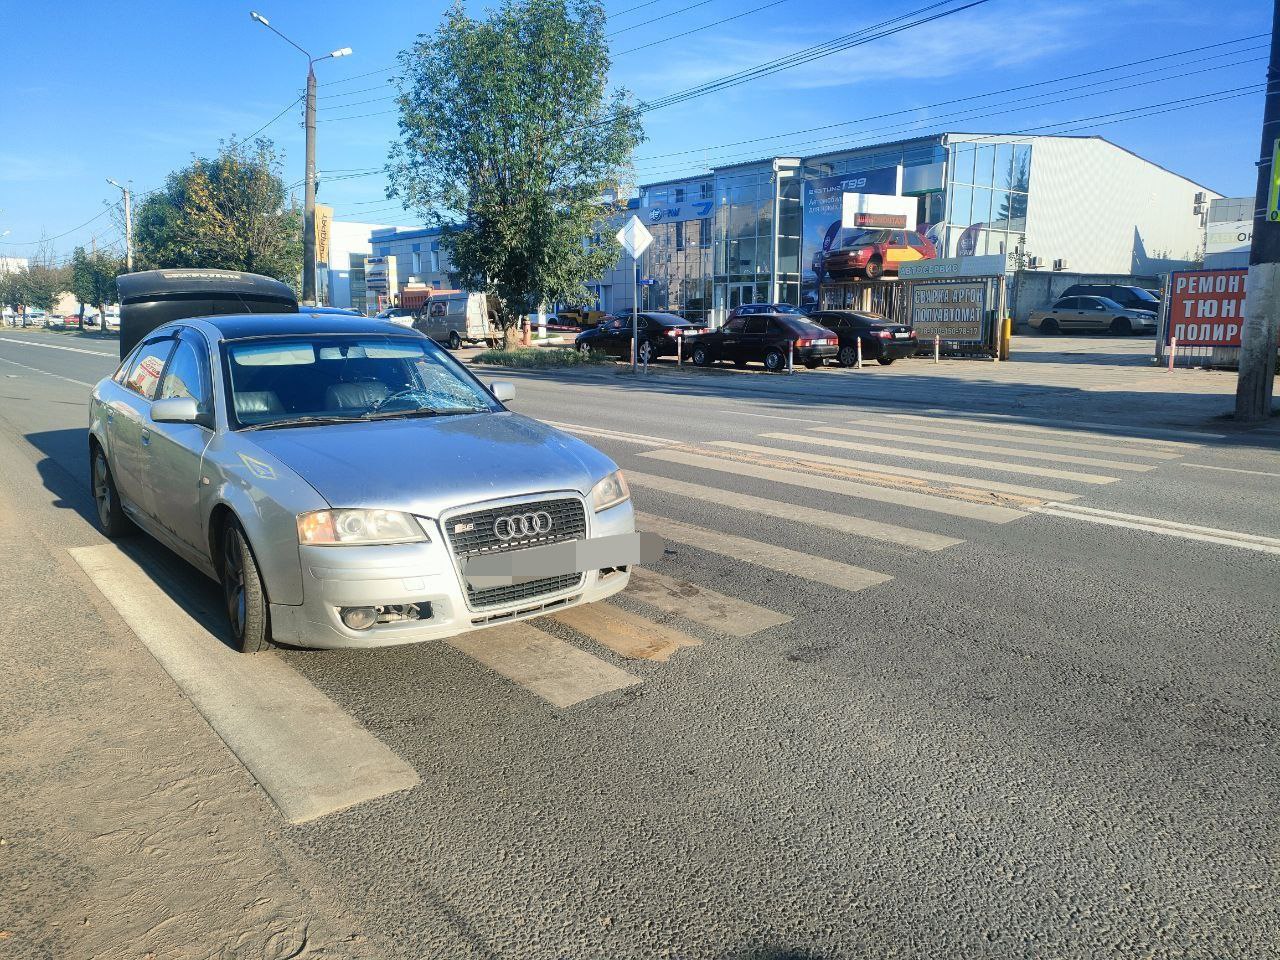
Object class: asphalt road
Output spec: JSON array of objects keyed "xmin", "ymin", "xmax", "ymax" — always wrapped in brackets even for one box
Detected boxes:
[{"xmin": 0, "ymin": 327, "xmax": 1276, "ymax": 959}]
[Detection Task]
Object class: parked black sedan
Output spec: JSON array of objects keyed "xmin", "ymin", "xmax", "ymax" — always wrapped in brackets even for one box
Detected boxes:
[
  {"xmin": 809, "ymin": 310, "xmax": 918, "ymax": 366},
  {"xmin": 689, "ymin": 314, "xmax": 838, "ymax": 371},
  {"xmin": 574, "ymin": 312, "xmax": 706, "ymax": 363}
]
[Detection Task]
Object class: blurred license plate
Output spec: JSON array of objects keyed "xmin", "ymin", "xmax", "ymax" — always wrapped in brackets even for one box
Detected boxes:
[{"xmin": 894, "ymin": 332, "xmax": 910, "ymax": 338}]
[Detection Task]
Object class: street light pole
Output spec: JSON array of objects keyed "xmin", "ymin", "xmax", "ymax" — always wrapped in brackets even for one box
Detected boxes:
[
  {"xmin": 106, "ymin": 179, "xmax": 133, "ymax": 271},
  {"xmin": 249, "ymin": 11, "xmax": 350, "ymax": 305}
]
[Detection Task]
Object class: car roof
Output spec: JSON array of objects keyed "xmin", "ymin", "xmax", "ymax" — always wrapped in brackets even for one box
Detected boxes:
[{"xmin": 186, "ymin": 312, "xmax": 413, "ymax": 341}]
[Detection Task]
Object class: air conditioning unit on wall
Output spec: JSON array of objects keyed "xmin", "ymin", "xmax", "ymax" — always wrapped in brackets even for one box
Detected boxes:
[
  {"xmin": 1052, "ymin": 258, "xmax": 1070, "ymax": 271},
  {"xmin": 1027, "ymin": 256, "xmax": 1043, "ymax": 269}
]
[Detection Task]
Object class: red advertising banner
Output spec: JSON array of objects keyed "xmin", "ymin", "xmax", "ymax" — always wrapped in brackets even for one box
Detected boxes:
[{"xmin": 1167, "ymin": 269, "xmax": 1248, "ymax": 346}]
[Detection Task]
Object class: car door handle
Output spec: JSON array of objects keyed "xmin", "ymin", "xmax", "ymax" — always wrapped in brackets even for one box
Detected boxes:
[
  {"xmin": 106, "ymin": 410, "xmax": 114, "ymax": 424},
  {"xmin": 141, "ymin": 428, "xmax": 150, "ymax": 446}
]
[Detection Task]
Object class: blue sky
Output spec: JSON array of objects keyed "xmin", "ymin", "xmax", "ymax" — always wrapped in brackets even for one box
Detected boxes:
[{"xmin": 0, "ymin": 0, "xmax": 1269, "ymax": 260}]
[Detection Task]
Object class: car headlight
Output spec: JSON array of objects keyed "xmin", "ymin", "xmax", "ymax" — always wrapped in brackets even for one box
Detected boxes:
[
  {"xmin": 590, "ymin": 470, "xmax": 630, "ymax": 512},
  {"xmin": 297, "ymin": 509, "xmax": 429, "ymax": 545}
]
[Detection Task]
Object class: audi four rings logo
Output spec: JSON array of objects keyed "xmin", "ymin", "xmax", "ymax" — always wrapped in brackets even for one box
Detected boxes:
[{"xmin": 493, "ymin": 511, "xmax": 553, "ymax": 540}]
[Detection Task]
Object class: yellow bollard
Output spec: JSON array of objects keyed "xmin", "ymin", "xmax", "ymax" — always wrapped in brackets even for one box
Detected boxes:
[{"xmin": 999, "ymin": 316, "xmax": 1012, "ymax": 361}]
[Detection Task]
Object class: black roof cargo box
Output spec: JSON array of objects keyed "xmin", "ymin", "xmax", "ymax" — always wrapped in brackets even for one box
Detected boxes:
[{"xmin": 116, "ymin": 269, "xmax": 298, "ymax": 358}]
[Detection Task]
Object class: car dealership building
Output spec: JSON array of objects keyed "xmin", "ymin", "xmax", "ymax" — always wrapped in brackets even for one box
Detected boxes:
[{"xmin": 603, "ymin": 133, "xmax": 1217, "ymax": 326}]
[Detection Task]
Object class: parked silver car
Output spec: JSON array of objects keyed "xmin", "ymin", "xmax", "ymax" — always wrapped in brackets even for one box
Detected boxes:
[
  {"xmin": 88, "ymin": 314, "xmax": 639, "ymax": 652},
  {"xmin": 1027, "ymin": 295, "xmax": 1158, "ymax": 336}
]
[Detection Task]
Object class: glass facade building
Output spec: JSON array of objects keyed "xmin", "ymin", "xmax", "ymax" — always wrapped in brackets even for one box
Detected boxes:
[{"xmin": 632, "ymin": 133, "xmax": 1036, "ymax": 325}]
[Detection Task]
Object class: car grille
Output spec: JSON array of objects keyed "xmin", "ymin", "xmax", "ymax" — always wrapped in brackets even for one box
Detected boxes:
[{"xmin": 445, "ymin": 496, "xmax": 587, "ymax": 609}]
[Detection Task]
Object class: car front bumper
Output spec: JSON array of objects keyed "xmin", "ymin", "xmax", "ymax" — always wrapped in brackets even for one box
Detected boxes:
[{"xmin": 269, "ymin": 499, "xmax": 636, "ymax": 649}]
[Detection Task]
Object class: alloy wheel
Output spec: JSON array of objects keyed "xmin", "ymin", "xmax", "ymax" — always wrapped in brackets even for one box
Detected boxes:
[
  {"xmin": 93, "ymin": 452, "xmax": 112, "ymax": 527},
  {"xmin": 223, "ymin": 532, "xmax": 247, "ymax": 640}
]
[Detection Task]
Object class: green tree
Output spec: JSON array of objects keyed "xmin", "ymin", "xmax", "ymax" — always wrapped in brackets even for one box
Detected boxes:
[
  {"xmin": 0, "ymin": 270, "xmax": 27, "ymax": 323},
  {"xmin": 21, "ymin": 257, "xmax": 70, "ymax": 316},
  {"xmin": 70, "ymin": 246, "xmax": 126, "ymax": 327},
  {"xmin": 134, "ymin": 138, "xmax": 302, "ymax": 286},
  {"xmin": 386, "ymin": 0, "xmax": 643, "ymax": 346}
]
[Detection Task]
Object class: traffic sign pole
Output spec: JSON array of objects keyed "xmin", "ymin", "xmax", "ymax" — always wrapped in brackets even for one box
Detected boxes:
[{"xmin": 616, "ymin": 215, "xmax": 654, "ymax": 375}]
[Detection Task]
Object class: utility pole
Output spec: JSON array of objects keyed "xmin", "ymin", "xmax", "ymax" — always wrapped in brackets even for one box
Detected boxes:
[
  {"xmin": 1234, "ymin": 0, "xmax": 1280, "ymax": 421},
  {"xmin": 304, "ymin": 64, "xmax": 318, "ymax": 304},
  {"xmin": 249, "ymin": 11, "xmax": 350, "ymax": 305},
  {"xmin": 106, "ymin": 178, "xmax": 133, "ymax": 271}
]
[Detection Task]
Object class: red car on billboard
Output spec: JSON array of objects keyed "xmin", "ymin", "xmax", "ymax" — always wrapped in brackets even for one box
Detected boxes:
[{"xmin": 815, "ymin": 228, "xmax": 937, "ymax": 281}]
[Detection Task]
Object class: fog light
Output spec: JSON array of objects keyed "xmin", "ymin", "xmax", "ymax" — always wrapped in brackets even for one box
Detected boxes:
[{"xmin": 340, "ymin": 606, "xmax": 378, "ymax": 630}]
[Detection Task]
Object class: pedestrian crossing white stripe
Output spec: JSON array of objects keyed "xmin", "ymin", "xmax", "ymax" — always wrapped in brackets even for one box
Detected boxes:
[
  {"xmin": 544, "ymin": 420, "xmax": 674, "ymax": 446},
  {"xmin": 1031, "ymin": 502, "xmax": 1280, "ymax": 556},
  {"xmin": 552, "ymin": 602, "xmax": 702, "ymax": 661},
  {"xmin": 639, "ymin": 449, "xmax": 1026, "ymax": 522},
  {"xmin": 777, "ymin": 431, "xmax": 1120, "ymax": 485},
  {"xmin": 638, "ymin": 512, "xmax": 895, "ymax": 593},
  {"xmin": 67, "ymin": 544, "xmax": 420, "ymax": 824},
  {"xmin": 849, "ymin": 418, "xmax": 1184, "ymax": 460},
  {"xmin": 898, "ymin": 411, "xmax": 1218, "ymax": 446},
  {"xmin": 625, "ymin": 568, "xmax": 792, "ymax": 637},
  {"xmin": 628, "ymin": 469, "xmax": 961, "ymax": 551},
  {"xmin": 446, "ymin": 623, "xmax": 642, "ymax": 707},
  {"xmin": 713, "ymin": 441, "xmax": 1080, "ymax": 502},
  {"xmin": 1179, "ymin": 462, "xmax": 1280, "ymax": 479},
  {"xmin": 813, "ymin": 425, "xmax": 1156, "ymax": 473}
]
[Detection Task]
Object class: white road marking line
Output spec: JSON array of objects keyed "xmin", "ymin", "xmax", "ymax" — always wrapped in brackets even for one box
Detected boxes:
[
  {"xmin": 67, "ymin": 544, "xmax": 419, "ymax": 824},
  {"xmin": 1030, "ymin": 502, "xmax": 1280, "ymax": 556},
  {"xmin": 767, "ymin": 432, "xmax": 1118, "ymax": 485},
  {"xmin": 850, "ymin": 417, "xmax": 1184, "ymax": 460},
  {"xmin": 0, "ymin": 335, "xmax": 118, "ymax": 357},
  {"xmin": 639, "ymin": 512, "xmax": 894, "ymax": 593},
  {"xmin": 446, "ymin": 623, "xmax": 641, "ymax": 707},
  {"xmin": 813, "ymin": 425, "xmax": 1155, "ymax": 473},
  {"xmin": 0, "ymin": 354, "xmax": 94, "ymax": 387},
  {"xmin": 712, "ymin": 409, "xmax": 831, "ymax": 423},
  {"xmin": 552, "ymin": 603, "xmax": 702, "ymax": 662},
  {"xmin": 714, "ymin": 440, "xmax": 1079, "ymax": 502},
  {"xmin": 544, "ymin": 420, "xmax": 676, "ymax": 446},
  {"xmin": 1179, "ymin": 462, "xmax": 1280, "ymax": 478},
  {"xmin": 625, "ymin": 568, "xmax": 792, "ymax": 637},
  {"xmin": 903, "ymin": 410, "xmax": 1220, "ymax": 445},
  {"xmin": 640, "ymin": 448, "xmax": 1027, "ymax": 523},
  {"xmin": 628, "ymin": 469, "xmax": 961, "ymax": 551}
]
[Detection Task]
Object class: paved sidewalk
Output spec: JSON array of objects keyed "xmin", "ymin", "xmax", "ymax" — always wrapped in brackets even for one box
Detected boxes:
[{"xmin": 0, "ymin": 426, "xmax": 378, "ymax": 960}]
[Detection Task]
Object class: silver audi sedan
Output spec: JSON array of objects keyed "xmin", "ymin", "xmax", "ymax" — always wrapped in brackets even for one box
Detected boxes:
[{"xmin": 89, "ymin": 314, "xmax": 639, "ymax": 652}]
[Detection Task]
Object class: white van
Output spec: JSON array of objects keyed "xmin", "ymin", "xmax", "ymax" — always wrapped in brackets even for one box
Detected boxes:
[{"xmin": 412, "ymin": 292, "xmax": 497, "ymax": 349}]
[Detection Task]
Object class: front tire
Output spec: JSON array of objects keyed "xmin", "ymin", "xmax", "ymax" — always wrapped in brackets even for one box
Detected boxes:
[
  {"xmin": 864, "ymin": 257, "xmax": 884, "ymax": 280},
  {"xmin": 221, "ymin": 519, "xmax": 271, "ymax": 654},
  {"xmin": 1110, "ymin": 317, "xmax": 1132, "ymax": 336},
  {"xmin": 691, "ymin": 345, "xmax": 712, "ymax": 367},
  {"xmin": 578, "ymin": 342, "xmax": 592, "ymax": 357},
  {"xmin": 877, "ymin": 357, "xmax": 896, "ymax": 366},
  {"xmin": 1040, "ymin": 318, "xmax": 1060, "ymax": 335},
  {"xmin": 837, "ymin": 345, "xmax": 857, "ymax": 367},
  {"xmin": 638, "ymin": 340, "xmax": 653, "ymax": 365},
  {"xmin": 91, "ymin": 446, "xmax": 134, "ymax": 539},
  {"xmin": 764, "ymin": 348, "xmax": 786, "ymax": 372},
  {"xmin": 448, "ymin": 331, "xmax": 463, "ymax": 350}
]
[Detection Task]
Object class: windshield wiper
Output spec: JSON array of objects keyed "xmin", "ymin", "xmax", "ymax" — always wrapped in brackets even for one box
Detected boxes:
[
  {"xmin": 358, "ymin": 407, "xmax": 483, "ymax": 421},
  {"xmin": 240, "ymin": 415, "xmax": 363, "ymax": 431}
]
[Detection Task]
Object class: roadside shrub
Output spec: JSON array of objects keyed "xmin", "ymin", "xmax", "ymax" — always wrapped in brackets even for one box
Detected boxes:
[{"xmin": 472, "ymin": 348, "xmax": 605, "ymax": 368}]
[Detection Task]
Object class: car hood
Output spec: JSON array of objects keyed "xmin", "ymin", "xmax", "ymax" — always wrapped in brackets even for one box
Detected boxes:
[{"xmin": 244, "ymin": 411, "xmax": 616, "ymax": 518}]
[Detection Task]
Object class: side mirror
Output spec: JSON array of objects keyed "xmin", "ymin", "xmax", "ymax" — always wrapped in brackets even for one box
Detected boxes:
[
  {"xmin": 489, "ymin": 381, "xmax": 516, "ymax": 403},
  {"xmin": 151, "ymin": 397, "xmax": 200, "ymax": 423}
]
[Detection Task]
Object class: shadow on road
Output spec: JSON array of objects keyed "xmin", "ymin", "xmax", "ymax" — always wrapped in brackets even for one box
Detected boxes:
[{"xmin": 25, "ymin": 426, "xmax": 239, "ymax": 651}]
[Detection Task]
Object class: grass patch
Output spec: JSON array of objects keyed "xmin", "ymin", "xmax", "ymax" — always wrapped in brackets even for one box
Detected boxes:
[{"xmin": 472, "ymin": 347, "xmax": 606, "ymax": 368}]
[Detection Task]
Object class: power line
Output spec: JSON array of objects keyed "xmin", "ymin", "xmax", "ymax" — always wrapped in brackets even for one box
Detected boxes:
[
  {"xmin": 607, "ymin": 0, "xmax": 717, "ymax": 36},
  {"xmin": 608, "ymin": 0, "xmax": 673, "ymax": 18},
  {"xmin": 631, "ymin": 0, "xmax": 992, "ymax": 115},
  {"xmin": 232, "ymin": 94, "xmax": 305, "ymax": 144},
  {"xmin": 632, "ymin": 33, "xmax": 1266, "ymax": 164},
  {"xmin": 0, "ymin": 203, "xmax": 118, "ymax": 246},
  {"xmin": 319, "ymin": 82, "xmax": 398, "ymax": 100},
  {"xmin": 616, "ymin": 0, "xmax": 791, "ymax": 55},
  {"xmin": 634, "ymin": 53, "xmax": 1265, "ymax": 179},
  {"xmin": 317, "ymin": 64, "xmax": 400, "ymax": 87}
]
